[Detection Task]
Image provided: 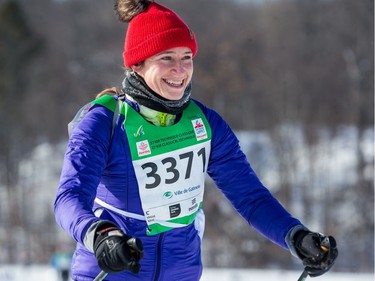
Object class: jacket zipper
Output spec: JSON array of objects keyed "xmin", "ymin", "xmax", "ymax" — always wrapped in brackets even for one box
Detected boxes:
[{"xmin": 153, "ymin": 233, "xmax": 164, "ymax": 281}]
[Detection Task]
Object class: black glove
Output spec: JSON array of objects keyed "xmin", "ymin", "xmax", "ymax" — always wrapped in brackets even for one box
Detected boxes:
[
  {"xmin": 293, "ymin": 230, "xmax": 338, "ymax": 277},
  {"xmin": 93, "ymin": 221, "xmax": 144, "ymax": 274}
]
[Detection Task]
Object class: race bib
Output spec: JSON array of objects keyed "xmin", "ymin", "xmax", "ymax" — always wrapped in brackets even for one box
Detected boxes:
[{"xmin": 124, "ymin": 101, "xmax": 212, "ymax": 235}]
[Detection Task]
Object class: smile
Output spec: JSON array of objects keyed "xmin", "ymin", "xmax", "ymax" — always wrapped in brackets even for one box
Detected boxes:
[{"xmin": 164, "ymin": 79, "xmax": 184, "ymax": 87}]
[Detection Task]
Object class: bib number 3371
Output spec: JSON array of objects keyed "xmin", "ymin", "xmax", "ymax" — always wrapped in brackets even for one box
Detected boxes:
[{"xmin": 138, "ymin": 146, "xmax": 208, "ymax": 190}]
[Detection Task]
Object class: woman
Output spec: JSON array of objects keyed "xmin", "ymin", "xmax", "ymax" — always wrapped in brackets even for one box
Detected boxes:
[{"xmin": 54, "ymin": 1, "xmax": 338, "ymax": 280}]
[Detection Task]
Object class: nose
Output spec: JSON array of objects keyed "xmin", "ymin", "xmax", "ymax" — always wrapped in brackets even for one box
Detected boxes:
[{"xmin": 172, "ymin": 59, "xmax": 185, "ymax": 73}]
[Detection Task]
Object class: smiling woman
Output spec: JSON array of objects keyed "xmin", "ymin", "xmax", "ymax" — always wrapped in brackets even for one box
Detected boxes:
[
  {"xmin": 132, "ymin": 47, "xmax": 194, "ymax": 101},
  {"xmin": 54, "ymin": 0, "xmax": 338, "ymax": 280}
]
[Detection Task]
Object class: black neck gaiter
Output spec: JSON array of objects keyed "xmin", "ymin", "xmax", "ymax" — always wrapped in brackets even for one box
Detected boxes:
[{"xmin": 121, "ymin": 72, "xmax": 191, "ymax": 115}]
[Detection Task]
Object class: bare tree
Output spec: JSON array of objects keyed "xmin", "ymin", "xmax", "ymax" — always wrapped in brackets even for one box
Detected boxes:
[{"xmin": 0, "ymin": 0, "xmax": 372, "ymax": 271}]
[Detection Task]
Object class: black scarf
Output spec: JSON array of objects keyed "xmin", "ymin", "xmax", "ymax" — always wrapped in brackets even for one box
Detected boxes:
[{"xmin": 121, "ymin": 72, "xmax": 191, "ymax": 115}]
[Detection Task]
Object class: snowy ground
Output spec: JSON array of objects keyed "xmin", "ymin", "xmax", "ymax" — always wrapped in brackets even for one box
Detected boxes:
[
  {"xmin": 0, "ymin": 266, "xmax": 373, "ymax": 281},
  {"xmin": 201, "ymin": 268, "xmax": 374, "ymax": 281}
]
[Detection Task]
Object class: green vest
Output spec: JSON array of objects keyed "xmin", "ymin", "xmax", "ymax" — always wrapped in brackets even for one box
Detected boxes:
[
  {"xmin": 72, "ymin": 95, "xmax": 212, "ymax": 235},
  {"xmin": 123, "ymin": 101, "xmax": 212, "ymax": 235}
]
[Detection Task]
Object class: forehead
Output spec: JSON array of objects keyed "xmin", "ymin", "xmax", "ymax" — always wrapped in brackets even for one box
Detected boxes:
[{"xmin": 154, "ymin": 47, "xmax": 193, "ymax": 56}]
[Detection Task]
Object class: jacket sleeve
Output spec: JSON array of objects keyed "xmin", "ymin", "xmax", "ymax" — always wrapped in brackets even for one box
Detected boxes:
[
  {"xmin": 195, "ymin": 100, "xmax": 302, "ymax": 249},
  {"xmin": 54, "ymin": 104, "xmax": 113, "ymax": 244}
]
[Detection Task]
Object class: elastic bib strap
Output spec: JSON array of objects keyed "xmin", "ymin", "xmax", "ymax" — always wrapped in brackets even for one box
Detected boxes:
[{"xmin": 94, "ymin": 198, "xmax": 146, "ymax": 221}]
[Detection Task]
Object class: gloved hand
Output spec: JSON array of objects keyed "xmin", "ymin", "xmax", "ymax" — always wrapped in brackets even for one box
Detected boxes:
[
  {"xmin": 293, "ymin": 230, "xmax": 338, "ymax": 277},
  {"xmin": 93, "ymin": 221, "xmax": 144, "ymax": 274}
]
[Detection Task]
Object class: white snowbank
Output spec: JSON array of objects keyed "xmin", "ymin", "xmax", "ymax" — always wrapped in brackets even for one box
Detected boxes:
[
  {"xmin": 201, "ymin": 268, "xmax": 374, "ymax": 281},
  {"xmin": 0, "ymin": 265, "xmax": 373, "ymax": 281}
]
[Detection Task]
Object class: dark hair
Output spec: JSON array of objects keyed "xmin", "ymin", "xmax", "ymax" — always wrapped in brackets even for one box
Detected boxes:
[
  {"xmin": 95, "ymin": 87, "xmax": 119, "ymax": 99},
  {"xmin": 114, "ymin": 0, "xmax": 152, "ymax": 23}
]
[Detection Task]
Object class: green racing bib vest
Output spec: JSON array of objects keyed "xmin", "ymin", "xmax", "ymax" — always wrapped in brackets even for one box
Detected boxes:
[{"xmin": 123, "ymin": 101, "xmax": 212, "ymax": 235}]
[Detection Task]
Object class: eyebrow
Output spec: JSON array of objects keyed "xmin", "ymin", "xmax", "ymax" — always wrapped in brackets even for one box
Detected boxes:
[{"xmin": 158, "ymin": 50, "xmax": 193, "ymax": 55}]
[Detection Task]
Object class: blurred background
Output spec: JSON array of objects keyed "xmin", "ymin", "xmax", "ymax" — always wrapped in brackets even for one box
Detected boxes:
[{"xmin": 0, "ymin": 0, "xmax": 373, "ymax": 279}]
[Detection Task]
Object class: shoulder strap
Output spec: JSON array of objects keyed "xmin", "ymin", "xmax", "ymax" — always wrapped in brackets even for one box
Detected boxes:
[
  {"xmin": 68, "ymin": 92, "xmax": 125, "ymax": 142},
  {"xmin": 110, "ymin": 92, "xmax": 125, "ymax": 140},
  {"xmin": 68, "ymin": 100, "xmax": 96, "ymax": 137}
]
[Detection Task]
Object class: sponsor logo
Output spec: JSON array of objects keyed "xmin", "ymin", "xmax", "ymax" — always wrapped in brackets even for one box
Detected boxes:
[
  {"xmin": 192, "ymin": 118, "xmax": 207, "ymax": 140},
  {"xmin": 134, "ymin": 125, "xmax": 144, "ymax": 138},
  {"xmin": 169, "ymin": 204, "xmax": 181, "ymax": 218},
  {"xmin": 136, "ymin": 140, "xmax": 151, "ymax": 157},
  {"xmin": 189, "ymin": 198, "xmax": 198, "ymax": 212},
  {"xmin": 106, "ymin": 240, "xmax": 118, "ymax": 251}
]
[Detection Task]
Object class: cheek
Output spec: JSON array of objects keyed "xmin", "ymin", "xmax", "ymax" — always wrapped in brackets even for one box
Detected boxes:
[
  {"xmin": 142, "ymin": 67, "xmax": 158, "ymax": 83},
  {"xmin": 189, "ymin": 68, "xmax": 193, "ymax": 78},
  {"xmin": 144, "ymin": 73, "xmax": 161, "ymax": 92},
  {"xmin": 186, "ymin": 64, "xmax": 194, "ymax": 78}
]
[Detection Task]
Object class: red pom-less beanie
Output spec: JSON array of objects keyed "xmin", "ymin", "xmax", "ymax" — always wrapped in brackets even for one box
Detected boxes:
[{"xmin": 123, "ymin": 2, "xmax": 198, "ymax": 68}]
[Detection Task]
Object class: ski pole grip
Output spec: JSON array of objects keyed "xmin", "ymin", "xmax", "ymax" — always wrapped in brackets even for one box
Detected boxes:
[
  {"xmin": 93, "ymin": 237, "xmax": 143, "ymax": 281},
  {"xmin": 127, "ymin": 237, "xmax": 143, "ymax": 252}
]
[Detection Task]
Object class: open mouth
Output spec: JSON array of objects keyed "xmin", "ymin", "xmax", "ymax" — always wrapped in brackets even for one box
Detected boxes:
[{"xmin": 164, "ymin": 79, "xmax": 184, "ymax": 87}]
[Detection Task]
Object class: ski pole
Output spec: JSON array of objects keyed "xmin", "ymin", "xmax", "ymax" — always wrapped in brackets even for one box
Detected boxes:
[
  {"xmin": 297, "ymin": 236, "xmax": 330, "ymax": 281},
  {"xmin": 93, "ymin": 270, "xmax": 107, "ymax": 281},
  {"xmin": 297, "ymin": 269, "xmax": 309, "ymax": 281}
]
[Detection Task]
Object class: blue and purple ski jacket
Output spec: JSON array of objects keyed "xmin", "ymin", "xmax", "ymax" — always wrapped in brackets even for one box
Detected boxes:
[{"xmin": 54, "ymin": 96, "xmax": 302, "ymax": 281}]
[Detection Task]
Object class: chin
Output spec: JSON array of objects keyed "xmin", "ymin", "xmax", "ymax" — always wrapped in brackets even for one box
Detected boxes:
[
  {"xmin": 163, "ymin": 92, "xmax": 185, "ymax": 101},
  {"xmin": 171, "ymin": 96, "xmax": 184, "ymax": 101}
]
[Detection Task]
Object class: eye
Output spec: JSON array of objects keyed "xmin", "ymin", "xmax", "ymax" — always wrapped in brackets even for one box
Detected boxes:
[
  {"xmin": 160, "ymin": 55, "xmax": 173, "ymax": 61},
  {"xmin": 182, "ymin": 54, "xmax": 193, "ymax": 61}
]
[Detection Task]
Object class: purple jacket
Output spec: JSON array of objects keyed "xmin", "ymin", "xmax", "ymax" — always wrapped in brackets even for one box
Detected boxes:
[{"xmin": 54, "ymin": 96, "xmax": 301, "ymax": 281}]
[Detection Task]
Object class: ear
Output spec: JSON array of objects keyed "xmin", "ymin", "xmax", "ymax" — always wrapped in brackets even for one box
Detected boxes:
[
  {"xmin": 131, "ymin": 64, "xmax": 142, "ymax": 72},
  {"xmin": 131, "ymin": 64, "xmax": 145, "ymax": 79}
]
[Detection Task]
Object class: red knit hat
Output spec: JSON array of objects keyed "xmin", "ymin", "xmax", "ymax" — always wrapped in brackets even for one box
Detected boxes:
[{"xmin": 123, "ymin": 2, "xmax": 198, "ymax": 68}]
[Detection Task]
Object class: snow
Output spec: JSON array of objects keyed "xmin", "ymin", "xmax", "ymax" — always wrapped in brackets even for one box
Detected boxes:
[
  {"xmin": 201, "ymin": 268, "xmax": 374, "ymax": 281},
  {"xmin": 0, "ymin": 266, "xmax": 373, "ymax": 281},
  {"xmin": 0, "ymin": 265, "xmax": 57, "ymax": 281}
]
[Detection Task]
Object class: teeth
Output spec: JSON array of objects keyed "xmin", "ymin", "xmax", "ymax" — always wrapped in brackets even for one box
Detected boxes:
[{"xmin": 165, "ymin": 80, "xmax": 183, "ymax": 86}]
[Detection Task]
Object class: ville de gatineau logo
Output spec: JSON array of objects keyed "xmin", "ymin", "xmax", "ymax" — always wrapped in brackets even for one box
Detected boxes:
[{"xmin": 163, "ymin": 191, "xmax": 173, "ymax": 199}]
